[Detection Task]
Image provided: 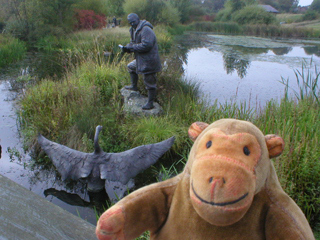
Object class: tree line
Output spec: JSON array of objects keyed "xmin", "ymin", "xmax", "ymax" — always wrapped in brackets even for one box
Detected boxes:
[{"xmin": 0, "ymin": 0, "xmax": 316, "ymax": 44}]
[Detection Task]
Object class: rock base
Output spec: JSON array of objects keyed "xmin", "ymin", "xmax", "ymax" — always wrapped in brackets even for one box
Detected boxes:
[{"xmin": 120, "ymin": 88, "xmax": 163, "ymax": 116}]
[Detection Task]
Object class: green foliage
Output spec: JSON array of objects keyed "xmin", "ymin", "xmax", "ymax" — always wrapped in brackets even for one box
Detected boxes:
[
  {"xmin": 105, "ymin": 0, "xmax": 125, "ymax": 16},
  {"xmin": 277, "ymin": 0, "xmax": 299, "ymax": 12},
  {"xmin": 169, "ymin": 0, "xmax": 192, "ymax": 23},
  {"xmin": 302, "ymin": 10, "xmax": 320, "ymax": 21},
  {"xmin": 215, "ymin": 8, "xmax": 233, "ymax": 22},
  {"xmin": 311, "ymin": 0, "xmax": 320, "ymax": 11},
  {"xmin": 144, "ymin": 0, "xmax": 165, "ymax": 24},
  {"xmin": 232, "ymin": 5, "xmax": 277, "ymax": 25},
  {"xmin": 123, "ymin": 0, "xmax": 148, "ymax": 19},
  {"xmin": 73, "ymin": 0, "xmax": 109, "ymax": 15},
  {"xmin": 4, "ymin": 0, "xmax": 76, "ymax": 43},
  {"xmin": 123, "ymin": 0, "xmax": 181, "ymax": 25},
  {"xmin": 135, "ymin": 231, "xmax": 150, "ymax": 240},
  {"xmin": 158, "ymin": 1, "xmax": 181, "ymax": 26},
  {"xmin": 224, "ymin": 0, "xmax": 245, "ymax": 12},
  {"xmin": 38, "ymin": 0, "xmax": 76, "ymax": 27},
  {"xmin": 0, "ymin": 34, "xmax": 27, "ymax": 68}
]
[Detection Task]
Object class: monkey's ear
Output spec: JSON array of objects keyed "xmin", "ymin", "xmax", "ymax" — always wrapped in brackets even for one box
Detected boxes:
[
  {"xmin": 265, "ymin": 134, "xmax": 285, "ymax": 158},
  {"xmin": 188, "ymin": 122, "xmax": 209, "ymax": 142}
]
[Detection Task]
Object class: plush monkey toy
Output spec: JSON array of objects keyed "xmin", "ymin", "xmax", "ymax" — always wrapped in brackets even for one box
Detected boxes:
[{"xmin": 96, "ymin": 119, "xmax": 315, "ymax": 240}]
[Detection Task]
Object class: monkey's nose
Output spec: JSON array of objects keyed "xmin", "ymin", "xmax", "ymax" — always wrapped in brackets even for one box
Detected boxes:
[{"xmin": 208, "ymin": 177, "xmax": 226, "ymax": 185}]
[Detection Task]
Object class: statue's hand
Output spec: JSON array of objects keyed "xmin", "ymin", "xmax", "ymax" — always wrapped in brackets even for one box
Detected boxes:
[
  {"xmin": 96, "ymin": 206, "xmax": 126, "ymax": 240},
  {"xmin": 125, "ymin": 43, "xmax": 134, "ymax": 52},
  {"xmin": 122, "ymin": 46, "xmax": 130, "ymax": 53}
]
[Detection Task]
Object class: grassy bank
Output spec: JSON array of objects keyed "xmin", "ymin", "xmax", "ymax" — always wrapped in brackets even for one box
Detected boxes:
[
  {"xmin": 18, "ymin": 29, "xmax": 320, "ymax": 235},
  {"xmin": 188, "ymin": 21, "xmax": 320, "ymax": 38},
  {"xmin": 31, "ymin": 26, "xmax": 173, "ymax": 80},
  {"xmin": 0, "ymin": 34, "xmax": 27, "ymax": 68}
]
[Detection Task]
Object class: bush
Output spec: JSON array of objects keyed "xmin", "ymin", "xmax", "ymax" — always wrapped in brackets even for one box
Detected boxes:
[
  {"xmin": 232, "ymin": 5, "xmax": 277, "ymax": 25},
  {"xmin": 0, "ymin": 34, "xmax": 27, "ymax": 68},
  {"xmin": 302, "ymin": 10, "xmax": 320, "ymax": 21},
  {"xmin": 215, "ymin": 8, "xmax": 233, "ymax": 22},
  {"xmin": 123, "ymin": 0, "xmax": 164, "ymax": 24},
  {"xmin": 158, "ymin": 1, "xmax": 181, "ymax": 26},
  {"xmin": 5, "ymin": 20, "xmax": 30, "ymax": 41},
  {"xmin": 74, "ymin": 9, "xmax": 107, "ymax": 30},
  {"xmin": 123, "ymin": 0, "xmax": 148, "ymax": 19},
  {"xmin": 188, "ymin": 5, "xmax": 206, "ymax": 22}
]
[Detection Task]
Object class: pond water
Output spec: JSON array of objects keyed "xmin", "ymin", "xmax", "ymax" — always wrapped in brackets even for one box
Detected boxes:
[
  {"xmin": 0, "ymin": 67, "xmax": 101, "ymax": 225},
  {"xmin": 0, "ymin": 33, "xmax": 319, "ymax": 226},
  {"xmin": 182, "ymin": 34, "xmax": 320, "ymax": 109}
]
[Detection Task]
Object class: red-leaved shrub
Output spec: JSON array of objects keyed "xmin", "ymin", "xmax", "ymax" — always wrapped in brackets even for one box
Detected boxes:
[
  {"xmin": 74, "ymin": 9, "xmax": 106, "ymax": 30},
  {"xmin": 202, "ymin": 15, "xmax": 215, "ymax": 22}
]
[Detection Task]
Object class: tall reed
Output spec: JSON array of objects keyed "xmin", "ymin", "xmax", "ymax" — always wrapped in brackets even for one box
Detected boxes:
[{"xmin": 254, "ymin": 62, "xmax": 320, "ymax": 228}]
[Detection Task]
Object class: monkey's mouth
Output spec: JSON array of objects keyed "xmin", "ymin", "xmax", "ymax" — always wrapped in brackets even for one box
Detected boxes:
[{"xmin": 191, "ymin": 181, "xmax": 248, "ymax": 207}]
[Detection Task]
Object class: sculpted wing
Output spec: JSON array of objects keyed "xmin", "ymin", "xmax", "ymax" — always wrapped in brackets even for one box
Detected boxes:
[
  {"xmin": 38, "ymin": 134, "xmax": 93, "ymax": 181},
  {"xmin": 99, "ymin": 136, "xmax": 175, "ymax": 185},
  {"xmin": 104, "ymin": 179, "xmax": 135, "ymax": 203}
]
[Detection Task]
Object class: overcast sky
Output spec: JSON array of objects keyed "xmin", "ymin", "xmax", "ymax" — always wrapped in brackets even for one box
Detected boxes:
[{"xmin": 298, "ymin": 0, "xmax": 313, "ymax": 6}]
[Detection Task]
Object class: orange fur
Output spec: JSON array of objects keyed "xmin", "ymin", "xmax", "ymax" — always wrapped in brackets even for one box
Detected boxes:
[{"xmin": 96, "ymin": 119, "xmax": 315, "ymax": 240}]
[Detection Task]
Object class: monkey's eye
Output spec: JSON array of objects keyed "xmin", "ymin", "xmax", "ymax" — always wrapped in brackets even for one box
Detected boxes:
[
  {"xmin": 243, "ymin": 146, "xmax": 250, "ymax": 156},
  {"xmin": 206, "ymin": 140, "xmax": 212, "ymax": 149}
]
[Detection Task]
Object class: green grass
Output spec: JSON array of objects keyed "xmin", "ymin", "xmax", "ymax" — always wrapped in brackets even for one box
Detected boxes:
[
  {"xmin": 283, "ymin": 19, "xmax": 320, "ymax": 31},
  {"xmin": 276, "ymin": 13, "xmax": 303, "ymax": 23},
  {"xmin": 0, "ymin": 34, "xmax": 27, "ymax": 68}
]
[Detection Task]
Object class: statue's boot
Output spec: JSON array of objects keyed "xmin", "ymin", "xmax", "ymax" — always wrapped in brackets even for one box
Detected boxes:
[
  {"xmin": 142, "ymin": 89, "xmax": 156, "ymax": 110},
  {"xmin": 125, "ymin": 73, "xmax": 138, "ymax": 91}
]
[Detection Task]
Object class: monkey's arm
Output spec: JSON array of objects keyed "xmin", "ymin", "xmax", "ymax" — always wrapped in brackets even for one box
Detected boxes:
[
  {"xmin": 96, "ymin": 174, "xmax": 181, "ymax": 240},
  {"xmin": 265, "ymin": 197, "xmax": 315, "ymax": 240},
  {"xmin": 265, "ymin": 165, "xmax": 315, "ymax": 240}
]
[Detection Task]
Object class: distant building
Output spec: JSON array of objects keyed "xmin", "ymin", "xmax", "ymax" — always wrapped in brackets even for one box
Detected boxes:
[
  {"xmin": 297, "ymin": 6, "xmax": 309, "ymax": 13},
  {"xmin": 258, "ymin": 4, "xmax": 279, "ymax": 14}
]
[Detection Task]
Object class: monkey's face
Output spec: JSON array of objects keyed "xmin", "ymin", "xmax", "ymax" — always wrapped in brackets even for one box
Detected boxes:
[{"xmin": 189, "ymin": 128, "xmax": 261, "ymax": 226}]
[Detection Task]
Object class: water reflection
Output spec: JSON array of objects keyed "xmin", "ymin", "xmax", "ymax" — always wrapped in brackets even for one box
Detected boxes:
[
  {"xmin": 44, "ymin": 188, "xmax": 108, "ymax": 213},
  {"xmin": 181, "ymin": 34, "xmax": 320, "ymax": 108},
  {"xmin": 223, "ymin": 52, "xmax": 250, "ymax": 79},
  {"xmin": 272, "ymin": 47, "xmax": 293, "ymax": 55},
  {"xmin": 303, "ymin": 45, "xmax": 320, "ymax": 57}
]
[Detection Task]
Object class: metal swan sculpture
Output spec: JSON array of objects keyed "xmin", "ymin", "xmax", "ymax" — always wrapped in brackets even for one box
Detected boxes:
[{"xmin": 38, "ymin": 125, "xmax": 175, "ymax": 202}]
